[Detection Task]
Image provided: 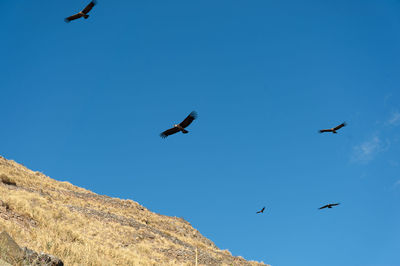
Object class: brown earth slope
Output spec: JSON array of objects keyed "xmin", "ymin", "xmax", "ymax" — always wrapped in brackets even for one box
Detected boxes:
[{"xmin": 0, "ymin": 156, "xmax": 267, "ymax": 265}]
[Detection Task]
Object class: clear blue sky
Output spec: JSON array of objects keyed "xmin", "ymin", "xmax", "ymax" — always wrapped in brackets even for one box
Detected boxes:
[{"xmin": 1, "ymin": 1, "xmax": 400, "ymax": 265}]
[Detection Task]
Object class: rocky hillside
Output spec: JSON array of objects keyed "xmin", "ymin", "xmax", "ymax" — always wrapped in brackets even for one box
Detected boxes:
[{"xmin": 0, "ymin": 156, "xmax": 267, "ymax": 265}]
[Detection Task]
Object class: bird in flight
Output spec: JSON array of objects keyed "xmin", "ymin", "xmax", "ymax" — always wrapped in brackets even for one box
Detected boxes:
[
  {"xmin": 319, "ymin": 122, "xmax": 346, "ymax": 134},
  {"xmin": 319, "ymin": 203, "xmax": 340, "ymax": 210},
  {"xmin": 160, "ymin": 111, "xmax": 198, "ymax": 138},
  {"xmin": 65, "ymin": 1, "xmax": 97, "ymax": 23},
  {"xmin": 256, "ymin": 207, "xmax": 265, "ymax": 214}
]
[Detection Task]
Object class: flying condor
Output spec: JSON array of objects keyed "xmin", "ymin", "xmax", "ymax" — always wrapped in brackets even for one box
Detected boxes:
[
  {"xmin": 319, "ymin": 122, "xmax": 346, "ymax": 134},
  {"xmin": 160, "ymin": 111, "xmax": 198, "ymax": 138},
  {"xmin": 256, "ymin": 207, "xmax": 265, "ymax": 214},
  {"xmin": 319, "ymin": 203, "xmax": 340, "ymax": 210},
  {"xmin": 65, "ymin": 1, "xmax": 97, "ymax": 23}
]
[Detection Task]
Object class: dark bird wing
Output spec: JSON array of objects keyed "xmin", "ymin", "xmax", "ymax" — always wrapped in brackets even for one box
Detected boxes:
[
  {"xmin": 64, "ymin": 13, "xmax": 82, "ymax": 22},
  {"xmin": 331, "ymin": 203, "xmax": 340, "ymax": 207},
  {"xmin": 334, "ymin": 122, "xmax": 346, "ymax": 131},
  {"xmin": 82, "ymin": 0, "xmax": 97, "ymax": 14},
  {"xmin": 179, "ymin": 111, "xmax": 197, "ymax": 128},
  {"xmin": 319, "ymin": 204, "xmax": 329, "ymax": 209},
  {"xmin": 160, "ymin": 127, "xmax": 180, "ymax": 138},
  {"xmin": 319, "ymin": 129, "xmax": 332, "ymax": 133}
]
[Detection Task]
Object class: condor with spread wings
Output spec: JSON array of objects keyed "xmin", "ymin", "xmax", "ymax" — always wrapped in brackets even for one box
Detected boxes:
[
  {"xmin": 65, "ymin": 1, "xmax": 97, "ymax": 23},
  {"xmin": 319, "ymin": 122, "xmax": 346, "ymax": 134},
  {"xmin": 160, "ymin": 111, "xmax": 198, "ymax": 138},
  {"xmin": 256, "ymin": 207, "xmax": 265, "ymax": 214},
  {"xmin": 319, "ymin": 203, "xmax": 340, "ymax": 210}
]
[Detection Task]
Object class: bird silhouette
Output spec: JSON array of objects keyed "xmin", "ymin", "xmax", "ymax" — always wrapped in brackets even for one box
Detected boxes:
[
  {"xmin": 319, "ymin": 203, "xmax": 340, "ymax": 210},
  {"xmin": 160, "ymin": 111, "xmax": 198, "ymax": 138},
  {"xmin": 256, "ymin": 207, "xmax": 265, "ymax": 214},
  {"xmin": 319, "ymin": 122, "xmax": 346, "ymax": 134},
  {"xmin": 65, "ymin": 1, "xmax": 97, "ymax": 23}
]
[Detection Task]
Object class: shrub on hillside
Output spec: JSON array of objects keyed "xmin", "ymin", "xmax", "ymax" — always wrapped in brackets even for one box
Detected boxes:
[{"xmin": 0, "ymin": 174, "xmax": 16, "ymax": 186}]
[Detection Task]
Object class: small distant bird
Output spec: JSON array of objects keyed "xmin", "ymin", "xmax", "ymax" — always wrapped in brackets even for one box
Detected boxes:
[
  {"xmin": 65, "ymin": 1, "xmax": 97, "ymax": 23},
  {"xmin": 319, "ymin": 122, "xmax": 346, "ymax": 134},
  {"xmin": 319, "ymin": 203, "xmax": 340, "ymax": 210},
  {"xmin": 256, "ymin": 207, "xmax": 265, "ymax": 214},
  {"xmin": 160, "ymin": 111, "xmax": 198, "ymax": 138}
]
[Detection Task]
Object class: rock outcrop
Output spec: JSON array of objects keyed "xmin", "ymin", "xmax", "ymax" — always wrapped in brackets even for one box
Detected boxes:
[{"xmin": 0, "ymin": 231, "xmax": 63, "ymax": 266}]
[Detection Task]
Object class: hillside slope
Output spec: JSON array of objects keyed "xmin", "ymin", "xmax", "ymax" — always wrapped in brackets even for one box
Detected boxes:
[{"xmin": 0, "ymin": 156, "xmax": 267, "ymax": 265}]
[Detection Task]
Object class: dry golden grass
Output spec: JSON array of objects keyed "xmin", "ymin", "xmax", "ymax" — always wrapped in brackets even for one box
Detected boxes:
[
  {"xmin": 0, "ymin": 156, "xmax": 267, "ymax": 266},
  {"xmin": 0, "ymin": 174, "xmax": 16, "ymax": 186}
]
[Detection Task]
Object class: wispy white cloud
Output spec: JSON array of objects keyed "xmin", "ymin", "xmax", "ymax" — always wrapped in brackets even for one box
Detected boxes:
[
  {"xmin": 350, "ymin": 107, "xmax": 398, "ymax": 164},
  {"xmin": 351, "ymin": 136, "xmax": 389, "ymax": 163},
  {"xmin": 386, "ymin": 111, "xmax": 400, "ymax": 126}
]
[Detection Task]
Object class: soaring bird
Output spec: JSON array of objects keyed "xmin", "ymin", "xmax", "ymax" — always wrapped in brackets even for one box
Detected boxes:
[
  {"xmin": 65, "ymin": 1, "xmax": 97, "ymax": 23},
  {"xmin": 160, "ymin": 111, "xmax": 198, "ymax": 138},
  {"xmin": 256, "ymin": 207, "xmax": 265, "ymax": 214},
  {"xmin": 319, "ymin": 203, "xmax": 340, "ymax": 210},
  {"xmin": 319, "ymin": 122, "xmax": 346, "ymax": 134}
]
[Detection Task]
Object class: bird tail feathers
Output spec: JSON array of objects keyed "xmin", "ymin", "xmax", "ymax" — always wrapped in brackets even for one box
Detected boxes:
[
  {"xmin": 181, "ymin": 129, "xmax": 189, "ymax": 134},
  {"xmin": 84, "ymin": 15, "xmax": 89, "ymax": 19}
]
